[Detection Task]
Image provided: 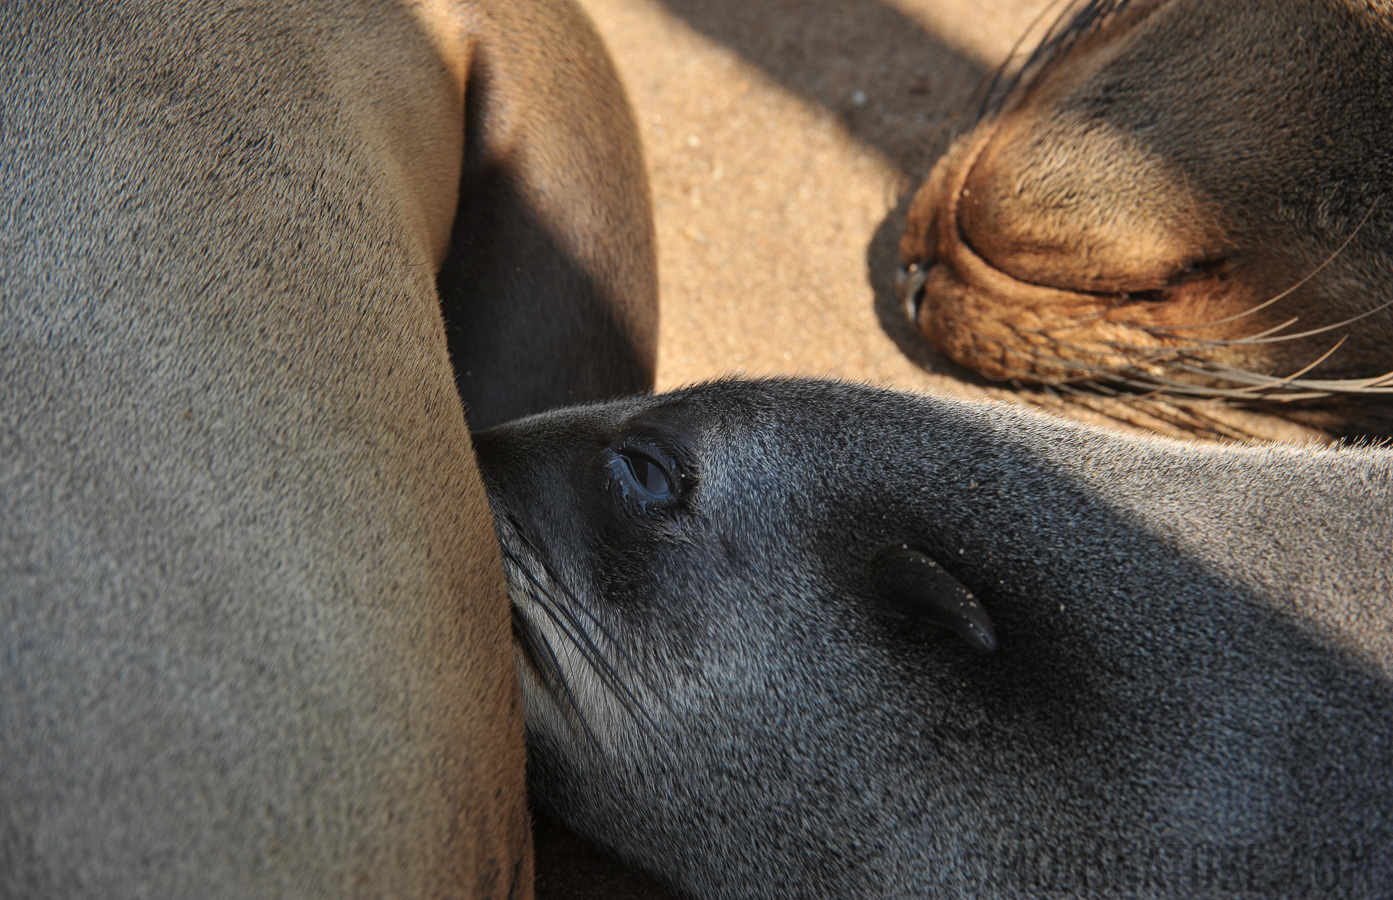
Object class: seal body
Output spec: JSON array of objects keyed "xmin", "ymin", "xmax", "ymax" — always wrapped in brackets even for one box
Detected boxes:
[
  {"xmin": 898, "ymin": 0, "xmax": 1393, "ymax": 434},
  {"xmin": 476, "ymin": 379, "xmax": 1393, "ymax": 898},
  {"xmin": 1, "ymin": 0, "xmax": 654, "ymax": 895}
]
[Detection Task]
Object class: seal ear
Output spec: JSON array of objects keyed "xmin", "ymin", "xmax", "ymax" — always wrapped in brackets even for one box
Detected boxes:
[{"xmin": 868, "ymin": 545, "xmax": 998, "ymax": 653}]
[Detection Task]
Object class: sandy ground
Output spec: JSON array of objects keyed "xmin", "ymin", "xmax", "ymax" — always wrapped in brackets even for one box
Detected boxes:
[{"xmin": 589, "ymin": 0, "xmax": 1035, "ymax": 396}]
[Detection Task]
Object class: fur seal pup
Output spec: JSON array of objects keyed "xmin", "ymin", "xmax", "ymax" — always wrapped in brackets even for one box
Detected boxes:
[
  {"xmin": 2, "ymin": 0, "xmax": 654, "ymax": 895},
  {"xmin": 898, "ymin": 0, "xmax": 1393, "ymax": 436},
  {"xmin": 475, "ymin": 378, "xmax": 1393, "ymax": 898}
]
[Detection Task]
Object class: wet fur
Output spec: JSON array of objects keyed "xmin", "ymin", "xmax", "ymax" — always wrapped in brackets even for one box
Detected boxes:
[
  {"xmin": 477, "ymin": 379, "xmax": 1393, "ymax": 898},
  {"xmin": 899, "ymin": 0, "xmax": 1393, "ymax": 437},
  {"xmin": 1, "ymin": 1, "xmax": 654, "ymax": 895}
]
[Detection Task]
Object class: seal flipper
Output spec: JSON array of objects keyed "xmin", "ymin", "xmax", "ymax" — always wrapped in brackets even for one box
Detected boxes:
[{"xmin": 868, "ymin": 545, "xmax": 998, "ymax": 653}]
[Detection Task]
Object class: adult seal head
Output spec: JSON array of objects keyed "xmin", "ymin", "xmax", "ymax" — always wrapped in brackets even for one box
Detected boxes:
[
  {"xmin": 476, "ymin": 378, "xmax": 1393, "ymax": 898},
  {"xmin": 897, "ymin": 0, "xmax": 1393, "ymax": 437}
]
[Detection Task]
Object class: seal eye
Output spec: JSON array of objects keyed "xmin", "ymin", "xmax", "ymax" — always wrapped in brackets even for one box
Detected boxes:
[
  {"xmin": 605, "ymin": 438, "xmax": 690, "ymax": 516},
  {"xmin": 615, "ymin": 449, "xmax": 675, "ymax": 501}
]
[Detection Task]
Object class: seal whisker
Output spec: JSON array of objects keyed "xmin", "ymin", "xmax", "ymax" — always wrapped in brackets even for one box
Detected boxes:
[
  {"xmin": 506, "ymin": 545, "xmax": 623, "ymax": 678},
  {"xmin": 994, "ymin": 341, "xmax": 1097, "ymax": 379},
  {"xmin": 1140, "ymin": 316, "xmax": 1302, "ymax": 347},
  {"xmin": 1152, "ymin": 198, "xmax": 1380, "ymax": 334},
  {"xmin": 973, "ymin": 0, "xmax": 1077, "ymax": 121},
  {"xmin": 1005, "ymin": 321, "xmax": 1175, "ymax": 365},
  {"xmin": 1210, "ymin": 294, "xmax": 1393, "ymax": 346},
  {"xmin": 1026, "ymin": 315, "xmax": 1304, "ymax": 361},
  {"xmin": 1324, "ymin": 369, "xmax": 1393, "ymax": 390},
  {"xmin": 1163, "ymin": 339, "xmax": 1349, "ymax": 396},
  {"xmin": 996, "ymin": 334, "xmax": 1165, "ymax": 381},
  {"xmin": 1101, "ymin": 370, "xmax": 1340, "ymax": 401},
  {"xmin": 512, "ymin": 604, "xmax": 603, "ymax": 750},
  {"xmin": 1002, "ymin": 318, "xmax": 1393, "ymax": 402},
  {"xmin": 503, "ymin": 516, "xmax": 636, "ymax": 650},
  {"xmin": 509, "ymin": 559, "xmax": 659, "ymax": 752},
  {"xmin": 1041, "ymin": 383, "xmax": 1257, "ymax": 440},
  {"xmin": 1167, "ymin": 361, "xmax": 1393, "ymax": 395},
  {"xmin": 496, "ymin": 522, "xmax": 675, "ymax": 751},
  {"xmin": 1061, "ymin": 379, "xmax": 1122, "ymax": 397},
  {"xmin": 977, "ymin": 0, "xmax": 1136, "ymax": 122},
  {"xmin": 1011, "ymin": 338, "xmax": 1334, "ymax": 399},
  {"xmin": 503, "ymin": 514, "xmax": 674, "ymax": 713},
  {"xmin": 1097, "ymin": 353, "xmax": 1335, "ymax": 398},
  {"xmin": 1105, "ymin": 360, "xmax": 1393, "ymax": 398},
  {"xmin": 501, "ymin": 542, "xmax": 656, "ymax": 738}
]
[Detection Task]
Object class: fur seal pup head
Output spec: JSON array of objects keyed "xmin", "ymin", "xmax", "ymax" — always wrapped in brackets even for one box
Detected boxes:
[
  {"xmin": 898, "ymin": 0, "xmax": 1393, "ymax": 435},
  {"xmin": 475, "ymin": 378, "xmax": 1393, "ymax": 898}
]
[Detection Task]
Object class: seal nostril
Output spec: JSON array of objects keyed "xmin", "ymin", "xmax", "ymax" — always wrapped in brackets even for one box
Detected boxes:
[{"xmin": 896, "ymin": 262, "xmax": 931, "ymax": 325}]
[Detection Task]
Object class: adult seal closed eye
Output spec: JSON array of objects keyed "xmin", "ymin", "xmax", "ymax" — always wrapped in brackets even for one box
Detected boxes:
[{"xmin": 475, "ymin": 378, "xmax": 1393, "ymax": 899}]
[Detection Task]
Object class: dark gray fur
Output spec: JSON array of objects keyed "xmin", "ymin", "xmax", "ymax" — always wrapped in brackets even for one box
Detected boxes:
[{"xmin": 475, "ymin": 379, "xmax": 1393, "ymax": 899}]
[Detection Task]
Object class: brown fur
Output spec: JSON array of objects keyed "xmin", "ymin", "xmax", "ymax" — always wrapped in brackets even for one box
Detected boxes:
[
  {"xmin": 900, "ymin": 0, "xmax": 1393, "ymax": 436},
  {"xmin": 1, "ymin": 0, "xmax": 654, "ymax": 895}
]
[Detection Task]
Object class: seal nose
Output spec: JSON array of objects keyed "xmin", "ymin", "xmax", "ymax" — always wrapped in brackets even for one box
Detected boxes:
[{"xmin": 896, "ymin": 262, "xmax": 931, "ymax": 326}]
